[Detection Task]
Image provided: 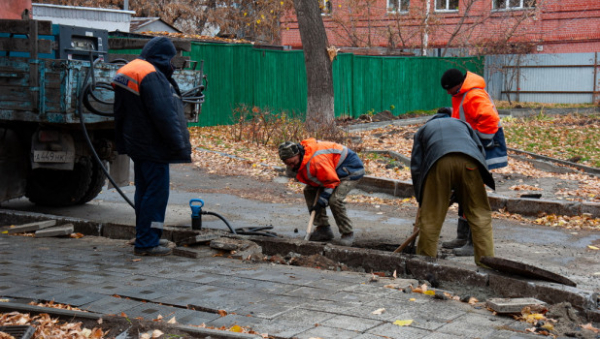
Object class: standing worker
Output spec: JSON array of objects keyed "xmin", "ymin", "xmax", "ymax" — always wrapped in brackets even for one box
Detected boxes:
[
  {"xmin": 278, "ymin": 139, "xmax": 364, "ymax": 246},
  {"xmin": 112, "ymin": 37, "xmax": 192, "ymax": 256},
  {"xmin": 439, "ymin": 68, "xmax": 508, "ymax": 256},
  {"xmin": 410, "ymin": 113, "xmax": 496, "ymax": 266}
]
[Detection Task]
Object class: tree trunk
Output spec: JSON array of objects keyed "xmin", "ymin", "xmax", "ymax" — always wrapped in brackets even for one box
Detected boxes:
[{"xmin": 293, "ymin": 0, "xmax": 335, "ymax": 131}]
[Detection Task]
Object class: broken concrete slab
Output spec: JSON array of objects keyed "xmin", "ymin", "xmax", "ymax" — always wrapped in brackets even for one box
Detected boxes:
[
  {"xmin": 210, "ymin": 237, "xmax": 258, "ymax": 252},
  {"xmin": 177, "ymin": 233, "xmax": 221, "ymax": 246},
  {"xmin": 6, "ymin": 220, "xmax": 56, "ymax": 234},
  {"xmin": 173, "ymin": 246, "xmax": 205, "ymax": 259},
  {"xmin": 35, "ymin": 224, "xmax": 74, "ymax": 237},
  {"xmin": 486, "ymin": 297, "xmax": 547, "ymax": 314}
]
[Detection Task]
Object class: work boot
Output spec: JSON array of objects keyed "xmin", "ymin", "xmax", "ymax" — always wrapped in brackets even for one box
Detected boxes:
[
  {"xmin": 159, "ymin": 239, "xmax": 169, "ymax": 246},
  {"xmin": 442, "ymin": 217, "xmax": 469, "ymax": 249},
  {"xmin": 338, "ymin": 232, "xmax": 354, "ymax": 247},
  {"xmin": 134, "ymin": 246, "xmax": 172, "ymax": 256},
  {"xmin": 452, "ymin": 229, "xmax": 474, "ymax": 257},
  {"xmin": 309, "ymin": 226, "xmax": 334, "ymax": 242}
]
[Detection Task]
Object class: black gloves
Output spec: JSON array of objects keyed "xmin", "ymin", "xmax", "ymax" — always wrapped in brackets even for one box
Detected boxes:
[{"xmin": 309, "ymin": 202, "xmax": 326, "ymax": 215}]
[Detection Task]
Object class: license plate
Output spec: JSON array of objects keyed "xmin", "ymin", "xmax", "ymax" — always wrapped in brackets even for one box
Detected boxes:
[{"xmin": 33, "ymin": 151, "xmax": 74, "ymax": 163}]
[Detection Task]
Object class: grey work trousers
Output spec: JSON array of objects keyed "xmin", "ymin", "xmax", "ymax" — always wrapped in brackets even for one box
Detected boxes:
[{"xmin": 303, "ymin": 179, "xmax": 359, "ymax": 235}]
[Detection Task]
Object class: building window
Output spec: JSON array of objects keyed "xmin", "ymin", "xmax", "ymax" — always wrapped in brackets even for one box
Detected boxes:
[
  {"xmin": 388, "ymin": 0, "xmax": 410, "ymax": 13},
  {"xmin": 435, "ymin": 0, "xmax": 459, "ymax": 11},
  {"xmin": 493, "ymin": 0, "xmax": 536, "ymax": 10},
  {"xmin": 321, "ymin": 0, "xmax": 332, "ymax": 15}
]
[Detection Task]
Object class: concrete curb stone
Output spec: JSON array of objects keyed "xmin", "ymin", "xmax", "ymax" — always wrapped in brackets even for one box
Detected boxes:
[{"xmin": 357, "ymin": 175, "xmax": 600, "ymax": 217}]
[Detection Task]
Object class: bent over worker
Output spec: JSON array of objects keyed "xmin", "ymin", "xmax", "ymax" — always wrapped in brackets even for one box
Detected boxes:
[
  {"xmin": 112, "ymin": 37, "xmax": 192, "ymax": 256},
  {"xmin": 410, "ymin": 113, "xmax": 495, "ymax": 266},
  {"xmin": 278, "ymin": 139, "xmax": 365, "ymax": 246},
  {"xmin": 439, "ymin": 68, "xmax": 508, "ymax": 256}
]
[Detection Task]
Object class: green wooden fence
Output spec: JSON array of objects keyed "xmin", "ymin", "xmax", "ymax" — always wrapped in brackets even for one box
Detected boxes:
[{"xmin": 109, "ymin": 40, "xmax": 484, "ymax": 127}]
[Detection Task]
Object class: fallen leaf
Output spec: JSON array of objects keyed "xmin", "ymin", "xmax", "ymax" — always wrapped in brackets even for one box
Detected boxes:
[
  {"xmin": 151, "ymin": 329, "xmax": 164, "ymax": 338},
  {"xmin": 132, "ymin": 258, "xmax": 142, "ymax": 262},
  {"xmin": 409, "ymin": 298, "xmax": 416, "ymax": 301},
  {"xmin": 581, "ymin": 323, "xmax": 600, "ymax": 333},
  {"xmin": 218, "ymin": 310, "xmax": 228, "ymax": 317},
  {"xmin": 168, "ymin": 317, "xmax": 177, "ymax": 324},
  {"xmin": 371, "ymin": 308, "xmax": 386, "ymax": 315},
  {"xmin": 588, "ymin": 245, "xmax": 599, "ymax": 250},
  {"xmin": 230, "ymin": 325, "xmax": 243, "ymax": 332},
  {"xmin": 393, "ymin": 319, "xmax": 413, "ymax": 327}
]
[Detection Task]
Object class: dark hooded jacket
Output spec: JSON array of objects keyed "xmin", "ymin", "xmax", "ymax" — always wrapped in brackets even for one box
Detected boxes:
[
  {"xmin": 112, "ymin": 37, "xmax": 191, "ymax": 163},
  {"xmin": 410, "ymin": 113, "xmax": 495, "ymax": 204}
]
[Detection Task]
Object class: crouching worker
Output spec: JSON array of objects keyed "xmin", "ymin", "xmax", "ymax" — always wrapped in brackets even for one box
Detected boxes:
[
  {"xmin": 410, "ymin": 113, "xmax": 495, "ymax": 266},
  {"xmin": 278, "ymin": 139, "xmax": 365, "ymax": 246}
]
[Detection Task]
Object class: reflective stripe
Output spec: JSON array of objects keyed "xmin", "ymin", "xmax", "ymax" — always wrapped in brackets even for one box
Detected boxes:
[
  {"xmin": 112, "ymin": 74, "xmax": 140, "ymax": 96},
  {"xmin": 336, "ymin": 147, "xmax": 348, "ymax": 169},
  {"xmin": 305, "ymin": 147, "xmax": 345, "ymax": 185},
  {"xmin": 150, "ymin": 221, "xmax": 164, "ymax": 229},
  {"xmin": 476, "ymin": 130, "xmax": 495, "ymax": 140},
  {"xmin": 487, "ymin": 156, "xmax": 508, "ymax": 166}
]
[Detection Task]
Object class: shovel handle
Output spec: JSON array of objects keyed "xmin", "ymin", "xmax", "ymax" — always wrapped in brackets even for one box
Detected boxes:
[
  {"xmin": 304, "ymin": 188, "xmax": 322, "ymax": 241},
  {"xmin": 393, "ymin": 229, "xmax": 419, "ymax": 254}
]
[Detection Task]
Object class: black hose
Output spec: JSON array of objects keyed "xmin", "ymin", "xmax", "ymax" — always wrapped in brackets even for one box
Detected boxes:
[
  {"xmin": 202, "ymin": 211, "xmax": 237, "ymax": 234},
  {"xmin": 78, "ymin": 54, "xmax": 135, "ymax": 209}
]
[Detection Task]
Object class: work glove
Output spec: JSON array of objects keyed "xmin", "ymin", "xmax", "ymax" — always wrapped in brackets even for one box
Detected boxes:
[
  {"xmin": 437, "ymin": 107, "xmax": 452, "ymax": 116},
  {"xmin": 308, "ymin": 201, "xmax": 326, "ymax": 215}
]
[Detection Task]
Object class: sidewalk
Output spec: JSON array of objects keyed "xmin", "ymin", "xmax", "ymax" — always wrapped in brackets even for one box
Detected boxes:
[{"xmin": 0, "ymin": 233, "xmax": 542, "ymax": 339}]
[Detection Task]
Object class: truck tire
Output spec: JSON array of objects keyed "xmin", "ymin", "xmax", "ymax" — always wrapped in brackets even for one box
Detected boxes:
[
  {"xmin": 76, "ymin": 159, "xmax": 107, "ymax": 204},
  {"xmin": 26, "ymin": 157, "xmax": 93, "ymax": 207}
]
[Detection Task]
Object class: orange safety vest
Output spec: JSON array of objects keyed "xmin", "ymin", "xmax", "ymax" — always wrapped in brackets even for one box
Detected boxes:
[
  {"xmin": 296, "ymin": 138, "xmax": 348, "ymax": 189},
  {"xmin": 451, "ymin": 71, "xmax": 499, "ymax": 140}
]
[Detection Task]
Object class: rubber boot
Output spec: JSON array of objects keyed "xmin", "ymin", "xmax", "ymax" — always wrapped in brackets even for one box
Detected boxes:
[
  {"xmin": 442, "ymin": 217, "xmax": 469, "ymax": 249},
  {"xmin": 453, "ymin": 228, "xmax": 474, "ymax": 256}
]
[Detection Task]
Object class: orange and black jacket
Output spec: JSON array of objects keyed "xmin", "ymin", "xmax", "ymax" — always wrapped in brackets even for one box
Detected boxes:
[
  {"xmin": 112, "ymin": 37, "xmax": 191, "ymax": 164},
  {"xmin": 296, "ymin": 138, "xmax": 365, "ymax": 206},
  {"xmin": 450, "ymin": 71, "xmax": 500, "ymax": 142}
]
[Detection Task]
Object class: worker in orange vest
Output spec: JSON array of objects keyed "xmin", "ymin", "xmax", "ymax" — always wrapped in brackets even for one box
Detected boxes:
[
  {"xmin": 439, "ymin": 69, "xmax": 507, "ymax": 257},
  {"xmin": 278, "ymin": 139, "xmax": 365, "ymax": 246}
]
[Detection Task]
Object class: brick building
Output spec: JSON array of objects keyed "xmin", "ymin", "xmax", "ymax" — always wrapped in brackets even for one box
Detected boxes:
[{"xmin": 280, "ymin": 0, "xmax": 600, "ymax": 55}]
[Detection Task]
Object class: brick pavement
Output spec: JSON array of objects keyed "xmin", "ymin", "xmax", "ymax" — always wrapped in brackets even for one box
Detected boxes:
[{"xmin": 0, "ymin": 234, "xmax": 540, "ymax": 339}]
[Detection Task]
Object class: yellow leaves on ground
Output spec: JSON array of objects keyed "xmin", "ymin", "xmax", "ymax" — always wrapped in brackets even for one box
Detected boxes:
[
  {"xmin": 533, "ymin": 213, "xmax": 600, "ymax": 230},
  {"xmin": 587, "ymin": 245, "xmax": 599, "ymax": 250},
  {"xmin": 230, "ymin": 325, "xmax": 243, "ymax": 332},
  {"xmin": 393, "ymin": 319, "xmax": 413, "ymax": 327}
]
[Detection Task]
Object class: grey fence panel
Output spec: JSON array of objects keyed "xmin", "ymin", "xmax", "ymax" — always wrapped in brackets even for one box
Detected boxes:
[{"xmin": 485, "ymin": 52, "xmax": 599, "ymax": 104}]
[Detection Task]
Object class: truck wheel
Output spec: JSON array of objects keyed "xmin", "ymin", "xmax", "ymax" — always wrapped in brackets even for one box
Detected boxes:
[
  {"xmin": 26, "ymin": 157, "xmax": 93, "ymax": 207},
  {"xmin": 76, "ymin": 159, "xmax": 107, "ymax": 204}
]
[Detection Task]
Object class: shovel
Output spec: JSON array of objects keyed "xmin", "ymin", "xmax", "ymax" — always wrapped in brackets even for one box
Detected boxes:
[
  {"xmin": 304, "ymin": 188, "xmax": 321, "ymax": 241},
  {"xmin": 393, "ymin": 207, "xmax": 420, "ymax": 254}
]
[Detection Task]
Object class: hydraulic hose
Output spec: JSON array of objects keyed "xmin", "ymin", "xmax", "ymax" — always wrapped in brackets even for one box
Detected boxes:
[
  {"xmin": 202, "ymin": 211, "xmax": 237, "ymax": 234},
  {"xmin": 78, "ymin": 55, "xmax": 135, "ymax": 209}
]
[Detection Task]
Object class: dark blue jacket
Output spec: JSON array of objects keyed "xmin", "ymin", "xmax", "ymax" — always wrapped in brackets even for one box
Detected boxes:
[
  {"xmin": 112, "ymin": 37, "xmax": 191, "ymax": 163},
  {"xmin": 410, "ymin": 114, "xmax": 495, "ymax": 204}
]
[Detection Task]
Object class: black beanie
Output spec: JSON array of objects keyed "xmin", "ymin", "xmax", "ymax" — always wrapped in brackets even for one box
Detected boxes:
[{"xmin": 441, "ymin": 68, "xmax": 465, "ymax": 89}]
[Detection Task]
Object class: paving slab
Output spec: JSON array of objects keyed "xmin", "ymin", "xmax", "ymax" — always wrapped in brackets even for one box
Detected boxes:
[
  {"xmin": 295, "ymin": 325, "xmax": 364, "ymax": 339},
  {"xmin": 80, "ymin": 295, "xmax": 144, "ymax": 314},
  {"xmin": 49, "ymin": 290, "xmax": 106, "ymax": 307},
  {"xmin": 35, "ymin": 224, "xmax": 74, "ymax": 237},
  {"xmin": 435, "ymin": 313, "xmax": 511, "ymax": 337}
]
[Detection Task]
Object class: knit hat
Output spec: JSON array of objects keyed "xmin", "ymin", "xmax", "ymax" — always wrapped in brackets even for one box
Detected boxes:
[
  {"xmin": 278, "ymin": 141, "xmax": 300, "ymax": 160},
  {"xmin": 441, "ymin": 69, "xmax": 465, "ymax": 89}
]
